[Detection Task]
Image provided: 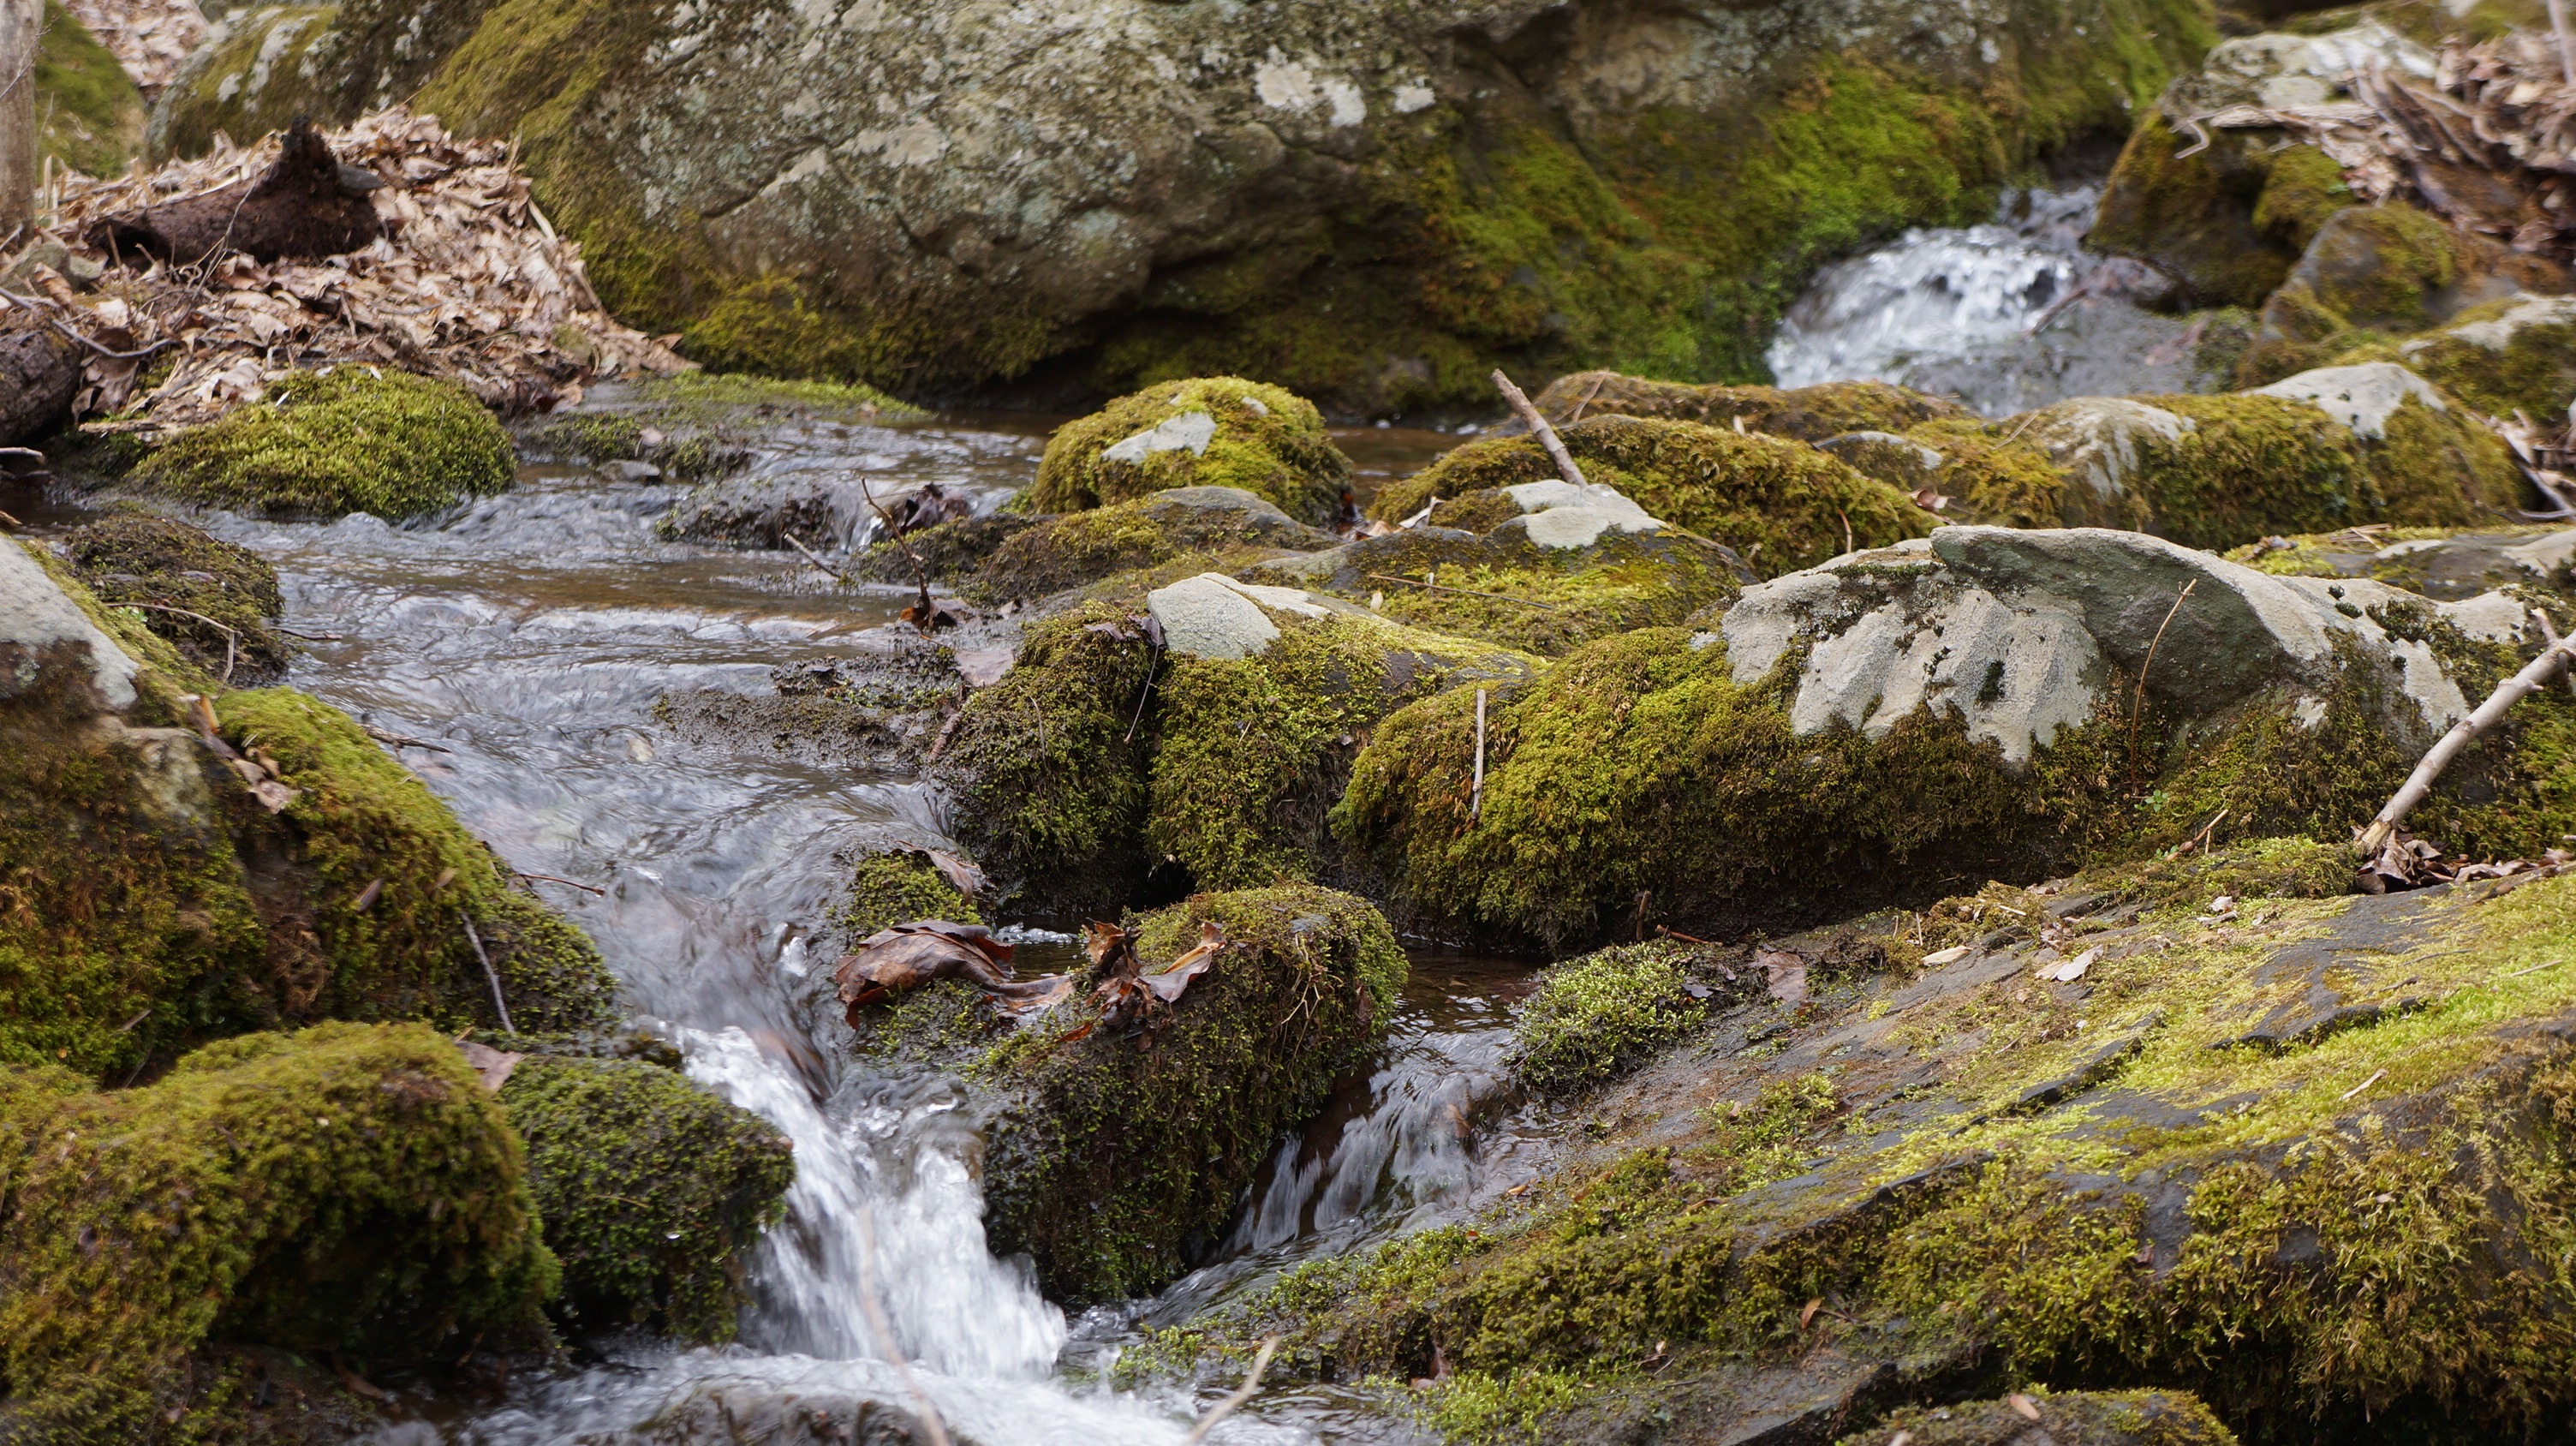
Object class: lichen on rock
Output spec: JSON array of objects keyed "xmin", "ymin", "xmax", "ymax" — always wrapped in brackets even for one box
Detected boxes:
[
  {"xmin": 129, "ymin": 367, "xmax": 516, "ymax": 521},
  {"xmin": 1031, "ymin": 379, "xmax": 1351, "ymax": 525}
]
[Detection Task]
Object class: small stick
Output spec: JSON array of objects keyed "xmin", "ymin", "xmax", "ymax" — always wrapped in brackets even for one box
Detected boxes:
[
  {"xmin": 1471, "ymin": 687, "xmax": 1488, "ymax": 822},
  {"xmin": 856, "ymin": 1208, "xmax": 955, "ymax": 1446},
  {"xmin": 118, "ymin": 601, "xmax": 240, "ymax": 682},
  {"xmin": 1369, "ymin": 572, "xmax": 1558, "ymax": 610},
  {"xmin": 272, "ymin": 625, "xmax": 343, "ymax": 641},
  {"xmin": 2126, "ymin": 580, "xmax": 2196, "ymax": 796},
  {"xmin": 2358, "ymin": 626, "xmax": 2576, "ymax": 855},
  {"xmin": 1567, "ymin": 372, "xmax": 1610, "ymax": 424},
  {"xmin": 2338, "ymin": 1068, "xmax": 2388, "ymax": 1102},
  {"xmin": 1180, "ymin": 1335, "xmax": 1282, "ymax": 1446},
  {"xmin": 1492, "ymin": 368, "xmax": 1588, "ymax": 488},
  {"xmin": 365, "ymin": 724, "xmax": 452, "ymax": 753},
  {"xmin": 782, "ymin": 529, "xmax": 849, "ymax": 583},
  {"xmin": 2535, "ymin": 611, "xmax": 2576, "ymax": 700},
  {"xmin": 2551, "ymin": 0, "xmax": 2576, "ymax": 85},
  {"xmin": 460, "ymin": 911, "xmax": 517, "ymax": 1035},
  {"xmin": 1836, "ymin": 508, "xmax": 1854, "ymax": 557},
  {"xmin": 515, "ymin": 871, "xmax": 605, "ymax": 896},
  {"xmin": 2499, "ymin": 959, "xmax": 2562, "ymax": 980}
]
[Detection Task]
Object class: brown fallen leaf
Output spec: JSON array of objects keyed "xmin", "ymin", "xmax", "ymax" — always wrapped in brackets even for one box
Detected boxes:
[
  {"xmin": 1798, "ymin": 1297, "xmax": 1824, "ymax": 1329},
  {"xmin": 1758, "ymin": 948, "xmax": 1809, "ymax": 1007},
  {"xmin": 2008, "ymin": 1393, "xmax": 2042, "ymax": 1421},
  {"xmin": 456, "ymin": 1038, "xmax": 525, "ymax": 1093},
  {"xmin": 1141, "ymin": 920, "xmax": 1224, "ymax": 1002},
  {"xmin": 833, "ymin": 919, "xmax": 1070, "ymax": 1022}
]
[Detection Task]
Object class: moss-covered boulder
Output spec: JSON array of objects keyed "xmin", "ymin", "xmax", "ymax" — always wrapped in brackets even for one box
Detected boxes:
[
  {"xmin": 1252, "ymin": 504, "xmax": 1752, "ymax": 656},
  {"xmin": 960, "ymin": 485, "xmax": 1339, "ymax": 605},
  {"xmin": 35, "ymin": 0, "xmax": 145, "ymax": 177},
  {"xmin": 935, "ymin": 583, "xmax": 1538, "ymax": 914},
  {"xmin": 1844, "ymin": 1390, "xmax": 2241, "ymax": 1446},
  {"xmin": 0, "ymin": 1021, "xmax": 557, "ymax": 1439},
  {"xmin": 1161, "ymin": 851, "xmax": 2576, "ymax": 1443},
  {"xmin": 1371, "ymin": 415, "xmax": 1940, "ymax": 578},
  {"xmin": 2012, "ymin": 366, "xmax": 2521, "ymax": 550},
  {"xmin": 60, "ymin": 506, "xmax": 291, "ymax": 684},
  {"xmin": 131, "ymin": 367, "xmax": 515, "ymax": 521},
  {"xmin": 0, "ymin": 537, "xmax": 614, "ymax": 1082},
  {"xmin": 1523, "ymin": 373, "xmax": 1969, "ymax": 440},
  {"xmin": 147, "ymin": 0, "xmax": 2202, "ymax": 411},
  {"xmin": 1030, "ymin": 379, "xmax": 1351, "ymax": 524},
  {"xmin": 2227, "ymin": 523, "xmax": 2576, "ymax": 601},
  {"xmin": 1336, "ymin": 524, "xmax": 2576, "ymax": 947},
  {"xmin": 1821, "ymin": 416, "xmax": 2072, "ymax": 529},
  {"xmin": 2389, "ymin": 292, "xmax": 2576, "ymax": 420},
  {"xmin": 843, "ymin": 883, "xmax": 1403, "ymax": 1303},
  {"xmin": 498, "ymin": 1055, "xmax": 794, "ymax": 1343}
]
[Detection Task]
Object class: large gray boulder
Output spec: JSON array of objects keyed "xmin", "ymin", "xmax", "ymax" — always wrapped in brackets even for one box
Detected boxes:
[{"xmin": 148, "ymin": 0, "xmax": 2198, "ymax": 412}]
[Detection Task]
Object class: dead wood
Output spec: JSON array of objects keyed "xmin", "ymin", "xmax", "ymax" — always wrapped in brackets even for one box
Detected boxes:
[
  {"xmin": 90, "ymin": 118, "xmax": 385, "ymax": 267},
  {"xmin": 1492, "ymin": 367, "xmax": 1589, "ymax": 488},
  {"xmin": 2357, "ymin": 625, "xmax": 2576, "ymax": 856},
  {"xmin": 0, "ymin": 312, "xmax": 76, "ymax": 445}
]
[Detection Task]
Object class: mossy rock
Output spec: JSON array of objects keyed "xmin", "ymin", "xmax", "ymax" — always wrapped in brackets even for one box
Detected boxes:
[
  {"xmin": 59, "ymin": 506, "xmax": 291, "ymax": 684},
  {"xmin": 1512, "ymin": 941, "xmax": 1708, "ymax": 1094},
  {"xmin": 0, "ymin": 1022, "xmax": 557, "ymax": 1440},
  {"xmin": 963, "ymin": 486, "xmax": 1340, "ymax": 605},
  {"xmin": 0, "ymin": 541, "xmax": 615, "ymax": 1081},
  {"xmin": 132, "ymin": 367, "xmax": 515, "ymax": 521},
  {"xmin": 1525, "ymin": 373, "xmax": 1969, "ymax": 440},
  {"xmin": 2225, "ymin": 523, "xmax": 2576, "ymax": 601},
  {"xmin": 1369, "ymin": 415, "xmax": 1938, "ymax": 578},
  {"xmin": 1166, "ymin": 846, "xmax": 2576, "ymax": 1442},
  {"xmin": 2016, "ymin": 371, "xmax": 2522, "ymax": 552},
  {"xmin": 1844, "ymin": 1390, "xmax": 2242, "ymax": 1445},
  {"xmin": 2091, "ymin": 112, "xmax": 2305, "ymax": 308},
  {"xmin": 2233, "ymin": 203, "xmax": 2461, "ymax": 387},
  {"xmin": 850, "ymin": 513, "xmax": 1048, "ymax": 589},
  {"xmin": 34, "ymin": 0, "xmax": 145, "ymax": 178},
  {"xmin": 2388, "ymin": 293, "xmax": 2576, "ymax": 420},
  {"xmin": 1250, "ymin": 512, "xmax": 1752, "ymax": 657},
  {"xmin": 498, "ymin": 1055, "xmax": 794, "ymax": 1344},
  {"xmin": 1336, "ymin": 526, "xmax": 2576, "ymax": 947},
  {"xmin": 959, "ymin": 884, "xmax": 1404, "ymax": 1303},
  {"xmin": 1031, "ymin": 379, "xmax": 1351, "ymax": 525}
]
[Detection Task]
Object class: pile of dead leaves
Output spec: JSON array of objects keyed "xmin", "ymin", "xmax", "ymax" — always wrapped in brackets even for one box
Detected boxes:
[
  {"xmin": 832, "ymin": 917, "xmax": 1226, "ymax": 1036},
  {"xmin": 5, "ymin": 106, "xmax": 687, "ymax": 439},
  {"xmin": 2356, "ymin": 828, "xmax": 2573, "ymax": 892},
  {"xmin": 2189, "ymin": 28, "xmax": 2576, "ymax": 260}
]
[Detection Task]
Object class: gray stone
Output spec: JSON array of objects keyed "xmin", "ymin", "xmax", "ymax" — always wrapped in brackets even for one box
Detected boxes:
[
  {"xmin": 2255, "ymin": 362, "xmax": 2448, "ymax": 440},
  {"xmin": 2024, "ymin": 397, "xmax": 2196, "ymax": 519},
  {"xmin": 1100, "ymin": 410, "xmax": 1219, "ymax": 463},
  {"xmin": 2, "ymin": 538, "xmax": 140, "ymax": 710}
]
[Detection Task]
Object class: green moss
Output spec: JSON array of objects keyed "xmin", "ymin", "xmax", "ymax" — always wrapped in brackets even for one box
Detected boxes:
[
  {"xmin": 60, "ymin": 507, "xmax": 290, "ymax": 685},
  {"xmin": 132, "ymin": 368, "xmax": 514, "ymax": 521},
  {"xmin": 1514, "ymin": 941, "xmax": 1708, "ymax": 1093},
  {"xmin": 34, "ymin": 0, "xmax": 144, "ymax": 177},
  {"xmin": 852, "ymin": 514, "xmax": 1046, "ymax": 590},
  {"xmin": 212, "ymin": 687, "xmax": 617, "ymax": 1035},
  {"xmin": 633, "ymin": 368, "xmax": 926, "ymax": 422},
  {"xmin": 498, "ymin": 1055, "xmax": 793, "ymax": 1343},
  {"xmin": 1526, "ymin": 373, "xmax": 1969, "ymax": 439},
  {"xmin": 832, "ymin": 849, "xmax": 979, "ymax": 941},
  {"xmin": 978, "ymin": 884, "xmax": 1403, "ymax": 1302},
  {"xmin": 0, "ymin": 1022, "xmax": 557, "ymax": 1441},
  {"xmin": 2091, "ymin": 113, "xmax": 2300, "ymax": 306},
  {"xmin": 968, "ymin": 489, "xmax": 1335, "ymax": 605},
  {"xmin": 1031, "ymin": 379, "xmax": 1352, "ymax": 525},
  {"xmin": 1846, "ymin": 1389, "xmax": 2243, "ymax": 1445},
  {"xmin": 1371, "ymin": 415, "xmax": 1935, "ymax": 577},
  {"xmin": 1900, "ymin": 417, "xmax": 2074, "ymax": 528},
  {"xmin": 2389, "ymin": 296, "xmax": 2576, "ymax": 420},
  {"xmin": 2249, "ymin": 144, "xmax": 2354, "ymax": 252}
]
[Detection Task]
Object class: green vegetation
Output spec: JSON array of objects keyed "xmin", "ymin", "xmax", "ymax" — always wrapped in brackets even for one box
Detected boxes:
[
  {"xmin": 1512, "ymin": 942, "xmax": 1708, "ymax": 1092},
  {"xmin": 2091, "ymin": 113, "xmax": 2309, "ymax": 306},
  {"xmin": 1844, "ymin": 1390, "xmax": 2243, "ymax": 1445},
  {"xmin": 498, "ymin": 1056, "xmax": 794, "ymax": 1342},
  {"xmin": 1369, "ymin": 415, "xmax": 1936, "ymax": 577},
  {"xmin": 0, "ymin": 1022, "xmax": 556, "ymax": 1440},
  {"xmin": 133, "ymin": 368, "xmax": 515, "ymax": 521},
  {"xmin": 60, "ymin": 507, "xmax": 290, "ymax": 684},
  {"xmin": 967, "ymin": 488, "xmax": 1336, "ymax": 605},
  {"xmin": 2236, "ymin": 205, "xmax": 2460, "ymax": 386},
  {"xmin": 34, "ymin": 0, "xmax": 143, "ymax": 177},
  {"xmin": 2388, "ymin": 296, "xmax": 2576, "ymax": 420},
  {"xmin": 979, "ymin": 884, "xmax": 1404, "ymax": 1302},
  {"xmin": 1528, "ymin": 373, "xmax": 1967, "ymax": 439},
  {"xmin": 1032, "ymin": 379, "xmax": 1352, "ymax": 524}
]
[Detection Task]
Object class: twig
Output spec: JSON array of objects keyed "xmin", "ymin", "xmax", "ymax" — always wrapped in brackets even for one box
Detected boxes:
[
  {"xmin": 271, "ymin": 625, "xmax": 343, "ymax": 641},
  {"xmin": 782, "ymin": 529, "xmax": 849, "ymax": 583},
  {"xmin": 1836, "ymin": 508, "xmax": 1854, "ymax": 557},
  {"xmin": 1999, "ymin": 412, "xmax": 2041, "ymax": 447},
  {"xmin": 2338, "ymin": 1067, "xmax": 2388, "ymax": 1102},
  {"xmin": 856, "ymin": 1208, "xmax": 954, "ymax": 1446},
  {"xmin": 516, "ymin": 871, "xmax": 605, "ymax": 896},
  {"xmin": 1124, "ymin": 636, "xmax": 1160, "ymax": 744},
  {"xmin": 2536, "ymin": 611, "xmax": 2576, "ymax": 700},
  {"xmin": 1369, "ymin": 572, "xmax": 1558, "ymax": 610},
  {"xmin": 1492, "ymin": 368, "xmax": 1587, "ymax": 488},
  {"xmin": 2555, "ymin": 0, "xmax": 2576, "ymax": 88},
  {"xmin": 1567, "ymin": 372, "xmax": 1610, "ymax": 424},
  {"xmin": 2500, "ymin": 958, "xmax": 2562, "ymax": 980},
  {"xmin": 1180, "ymin": 1335, "xmax": 1281, "ymax": 1446},
  {"xmin": 460, "ymin": 911, "xmax": 516, "ymax": 1036},
  {"xmin": 2126, "ymin": 580, "xmax": 2196, "ymax": 796},
  {"xmin": 1471, "ymin": 687, "xmax": 1488, "ymax": 822},
  {"xmin": 364, "ymin": 724, "xmax": 452, "ymax": 753},
  {"xmin": 0, "ymin": 288, "xmax": 185, "ymax": 361},
  {"xmin": 119, "ymin": 601, "xmax": 237, "ymax": 683},
  {"xmin": 2358, "ymin": 626, "xmax": 2576, "ymax": 855}
]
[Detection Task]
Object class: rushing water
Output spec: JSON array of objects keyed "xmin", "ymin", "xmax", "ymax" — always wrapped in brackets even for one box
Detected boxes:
[
  {"xmin": 1768, "ymin": 185, "xmax": 2221, "ymax": 415},
  {"xmin": 15, "ymin": 409, "xmax": 1538, "ymax": 1445}
]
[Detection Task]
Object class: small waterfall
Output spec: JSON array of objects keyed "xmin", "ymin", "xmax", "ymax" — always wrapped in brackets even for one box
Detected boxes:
[
  {"xmin": 683, "ymin": 1027, "xmax": 1067, "ymax": 1377},
  {"xmin": 1768, "ymin": 186, "xmax": 2217, "ymax": 415}
]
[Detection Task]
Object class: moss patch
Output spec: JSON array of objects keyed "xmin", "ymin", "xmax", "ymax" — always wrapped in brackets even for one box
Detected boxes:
[
  {"xmin": 1513, "ymin": 941, "xmax": 1708, "ymax": 1093},
  {"xmin": 2389, "ymin": 296, "xmax": 2576, "ymax": 421},
  {"xmin": 977, "ymin": 884, "xmax": 1404, "ymax": 1302},
  {"xmin": 1370, "ymin": 415, "xmax": 1936, "ymax": 577},
  {"xmin": 60, "ymin": 507, "xmax": 290, "ymax": 685},
  {"xmin": 1032, "ymin": 379, "xmax": 1352, "ymax": 525},
  {"xmin": 1525, "ymin": 373, "xmax": 1969, "ymax": 440},
  {"xmin": 34, "ymin": 0, "xmax": 144, "ymax": 178},
  {"xmin": 0, "ymin": 1022, "xmax": 556, "ymax": 1441},
  {"xmin": 132, "ymin": 368, "xmax": 515, "ymax": 521},
  {"xmin": 2090, "ymin": 113, "xmax": 2302, "ymax": 307},
  {"xmin": 967, "ymin": 487, "xmax": 1338, "ymax": 605},
  {"xmin": 498, "ymin": 1055, "xmax": 793, "ymax": 1343}
]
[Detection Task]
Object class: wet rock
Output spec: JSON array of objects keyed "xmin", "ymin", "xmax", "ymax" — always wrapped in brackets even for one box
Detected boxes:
[
  {"xmin": 933, "ymin": 586, "xmax": 1535, "ymax": 913},
  {"xmin": 148, "ymin": 0, "xmax": 2195, "ymax": 411},
  {"xmin": 1370, "ymin": 414, "xmax": 1939, "ymax": 579},
  {"xmin": 0, "ymin": 1021, "xmax": 556, "ymax": 1439},
  {"xmin": 653, "ymin": 635, "xmax": 974, "ymax": 771},
  {"xmin": 1339, "ymin": 525, "xmax": 2571, "ymax": 945},
  {"xmin": 617, "ymin": 1383, "xmax": 950, "ymax": 1445},
  {"xmin": 0, "ymin": 536, "xmax": 615, "ymax": 1081},
  {"xmin": 1181, "ymin": 847, "xmax": 2576, "ymax": 1442},
  {"xmin": 1031, "ymin": 378, "xmax": 1350, "ymax": 525},
  {"xmin": 952, "ymin": 484, "xmax": 1339, "ymax": 606}
]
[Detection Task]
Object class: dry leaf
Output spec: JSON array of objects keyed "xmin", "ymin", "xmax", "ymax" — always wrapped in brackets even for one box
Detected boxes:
[
  {"xmin": 2007, "ymin": 1393, "xmax": 2042, "ymax": 1421},
  {"xmin": 1922, "ymin": 945, "xmax": 1971, "ymax": 965},
  {"xmin": 1798, "ymin": 1297, "xmax": 1824, "ymax": 1329},
  {"xmin": 1757, "ymin": 948, "xmax": 1809, "ymax": 1007},
  {"xmin": 455, "ymin": 1038, "xmax": 524, "ymax": 1093},
  {"xmin": 833, "ymin": 919, "xmax": 1070, "ymax": 1020}
]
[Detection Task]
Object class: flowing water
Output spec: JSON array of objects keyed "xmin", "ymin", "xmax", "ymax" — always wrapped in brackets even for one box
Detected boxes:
[
  {"xmin": 12, "ymin": 411, "xmax": 1535, "ymax": 1445},
  {"xmin": 1768, "ymin": 185, "xmax": 2223, "ymax": 415}
]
